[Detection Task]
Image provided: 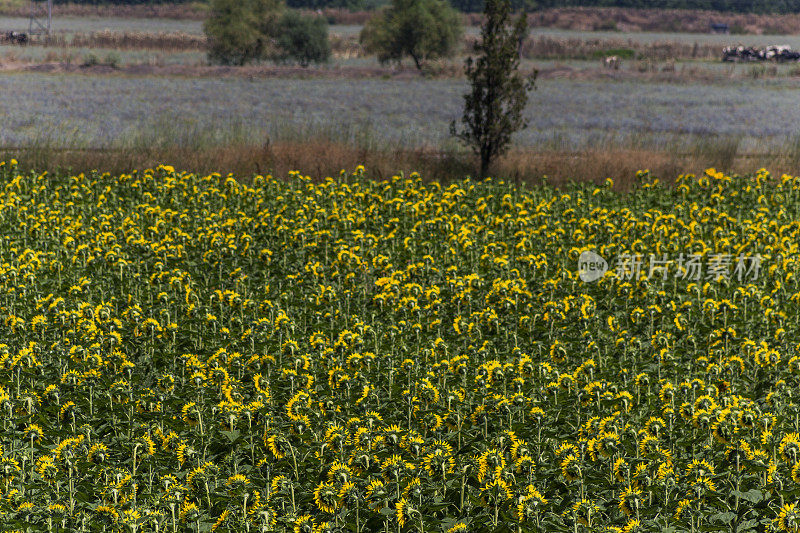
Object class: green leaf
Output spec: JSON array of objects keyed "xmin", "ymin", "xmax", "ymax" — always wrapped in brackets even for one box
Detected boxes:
[
  {"xmin": 738, "ymin": 518, "xmax": 758, "ymax": 532},
  {"xmin": 711, "ymin": 511, "xmax": 736, "ymax": 525},
  {"xmin": 734, "ymin": 489, "xmax": 764, "ymax": 503},
  {"xmin": 221, "ymin": 429, "xmax": 240, "ymax": 442}
]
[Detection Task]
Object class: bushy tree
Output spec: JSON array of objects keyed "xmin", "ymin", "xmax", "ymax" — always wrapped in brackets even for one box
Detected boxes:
[
  {"xmin": 276, "ymin": 11, "xmax": 331, "ymax": 66},
  {"xmin": 450, "ymin": 0, "xmax": 536, "ymax": 177},
  {"xmin": 359, "ymin": 0, "xmax": 463, "ymax": 70},
  {"xmin": 204, "ymin": 0, "xmax": 283, "ymax": 66}
]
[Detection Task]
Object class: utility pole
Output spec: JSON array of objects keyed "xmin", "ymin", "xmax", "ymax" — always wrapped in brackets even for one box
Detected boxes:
[{"xmin": 28, "ymin": 0, "xmax": 52, "ymax": 42}]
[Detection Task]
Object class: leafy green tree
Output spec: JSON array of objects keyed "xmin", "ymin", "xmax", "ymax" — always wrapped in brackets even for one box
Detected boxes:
[
  {"xmin": 359, "ymin": 0, "xmax": 463, "ymax": 70},
  {"xmin": 204, "ymin": 0, "xmax": 283, "ymax": 66},
  {"xmin": 450, "ymin": 0, "xmax": 536, "ymax": 177},
  {"xmin": 276, "ymin": 11, "xmax": 332, "ymax": 67}
]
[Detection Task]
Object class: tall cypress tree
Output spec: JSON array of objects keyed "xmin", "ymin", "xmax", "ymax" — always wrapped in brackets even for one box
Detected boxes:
[{"xmin": 450, "ymin": 0, "xmax": 536, "ymax": 177}]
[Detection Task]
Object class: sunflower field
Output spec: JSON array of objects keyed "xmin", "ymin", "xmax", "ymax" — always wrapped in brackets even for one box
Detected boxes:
[{"xmin": 0, "ymin": 160, "xmax": 799, "ymax": 532}]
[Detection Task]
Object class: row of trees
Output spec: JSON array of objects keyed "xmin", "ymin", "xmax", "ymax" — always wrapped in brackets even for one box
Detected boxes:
[
  {"xmin": 206, "ymin": 0, "xmax": 534, "ymax": 176},
  {"xmin": 206, "ymin": 0, "xmax": 466, "ymax": 69}
]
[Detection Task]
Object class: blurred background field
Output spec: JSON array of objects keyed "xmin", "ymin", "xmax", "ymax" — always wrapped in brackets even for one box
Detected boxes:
[
  {"xmin": 2, "ymin": 4, "xmax": 800, "ymax": 182},
  {"xmin": 3, "ymin": 74, "xmax": 799, "ymax": 152},
  {"xmin": 4, "ymin": 72, "xmax": 800, "ymax": 182}
]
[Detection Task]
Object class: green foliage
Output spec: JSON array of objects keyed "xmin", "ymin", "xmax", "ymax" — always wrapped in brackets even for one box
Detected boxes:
[
  {"xmin": 590, "ymin": 47, "xmax": 636, "ymax": 59},
  {"xmin": 276, "ymin": 11, "xmax": 331, "ymax": 66},
  {"xmin": 81, "ymin": 52, "xmax": 100, "ymax": 67},
  {"xmin": 359, "ymin": 0, "xmax": 463, "ymax": 70},
  {"xmin": 594, "ymin": 18, "xmax": 619, "ymax": 30},
  {"xmin": 450, "ymin": 0, "xmax": 536, "ymax": 177},
  {"xmin": 104, "ymin": 51, "xmax": 121, "ymax": 68},
  {"xmin": 204, "ymin": 0, "xmax": 283, "ymax": 66},
  {"xmin": 730, "ymin": 22, "xmax": 748, "ymax": 34}
]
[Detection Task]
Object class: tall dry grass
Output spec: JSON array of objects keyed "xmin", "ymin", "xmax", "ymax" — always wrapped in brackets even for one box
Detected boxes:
[
  {"xmin": 4, "ymin": 137, "xmax": 796, "ymax": 190},
  {"xmin": 0, "ymin": 2, "xmax": 208, "ymax": 20},
  {"xmin": 61, "ymin": 31, "xmax": 207, "ymax": 52},
  {"xmin": 516, "ymin": 35, "xmax": 722, "ymax": 60}
]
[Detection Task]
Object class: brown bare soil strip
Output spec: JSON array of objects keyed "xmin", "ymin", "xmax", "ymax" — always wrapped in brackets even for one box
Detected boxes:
[
  {"xmin": 0, "ymin": 58, "xmax": 786, "ymax": 84},
  {"xmin": 0, "ymin": 60, "xmax": 448, "ymax": 79}
]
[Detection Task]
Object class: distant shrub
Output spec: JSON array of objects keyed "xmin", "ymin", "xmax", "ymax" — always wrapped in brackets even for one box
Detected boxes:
[
  {"xmin": 81, "ymin": 52, "xmax": 121, "ymax": 68},
  {"xmin": 594, "ymin": 19, "xmax": 618, "ymax": 31},
  {"xmin": 761, "ymin": 23, "xmax": 785, "ymax": 34},
  {"xmin": 276, "ymin": 11, "xmax": 331, "ymax": 66},
  {"xmin": 730, "ymin": 22, "xmax": 747, "ymax": 34},
  {"xmin": 104, "ymin": 52, "xmax": 121, "ymax": 68},
  {"xmin": 591, "ymin": 48, "xmax": 636, "ymax": 59},
  {"xmin": 660, "ymin": 19, "xmax": 683, "ymax": 32},
  {"xmin": 82, "ymin": 53, "xmax": 99, "ymax": 67}
]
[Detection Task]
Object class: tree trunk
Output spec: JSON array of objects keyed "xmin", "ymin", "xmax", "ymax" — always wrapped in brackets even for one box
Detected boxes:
[{"xmin": 480, "ymin": 146, "xmax": 491, "ymax": 177}]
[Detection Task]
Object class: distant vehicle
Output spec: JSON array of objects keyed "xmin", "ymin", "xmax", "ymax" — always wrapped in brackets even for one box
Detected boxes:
[{"xmin": 2, "ymin": 31, "xmax": 28, "ymax": 45}]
